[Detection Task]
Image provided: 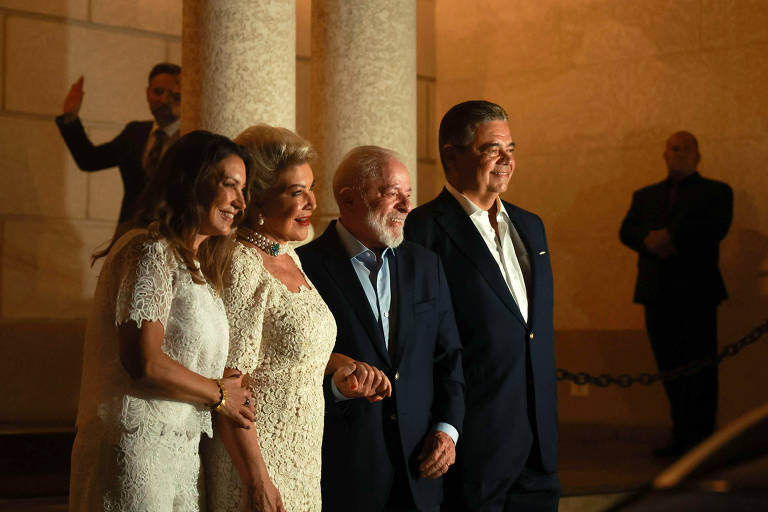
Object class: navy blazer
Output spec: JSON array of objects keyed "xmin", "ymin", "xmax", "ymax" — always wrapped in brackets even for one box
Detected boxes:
[
  {"xmin": 404, "ymin": 188, "xmax": 558, "ymax": 483},
  {"xmin": 297, "ymin": 222, "xmax": 465, "ymax": 511},
  {"xmin": 56, "ymin": 116, "xmax": 152, "ymax": 224},
  {"xmin": 619, "ymin": 172, "xmax": 733, "ymax": 305}
]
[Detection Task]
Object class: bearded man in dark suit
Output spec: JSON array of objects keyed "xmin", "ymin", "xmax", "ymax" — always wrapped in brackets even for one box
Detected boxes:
[
  {"xmin": 297, "ymin": 146, "xmax": 465, "ymax": 512},
  {"xmin": 55, "ymin": 63, "xmax": 181, "ymax": 225},
  {"xmin": 620, "ymin": 131, "xmax": 733, "ymax": 457},
  {"xmin": 405, "ymin": 100, "xmax": 559, "ymax": 512}
]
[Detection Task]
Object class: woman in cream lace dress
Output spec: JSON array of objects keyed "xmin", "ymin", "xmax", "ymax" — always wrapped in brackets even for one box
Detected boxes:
[
  {"xmin": 69, "ymin": 131, "xmax": 254, "ymax": 512},
  {"xmin": 203, "ymin": 125, "xmax": 392, "ymax": 512}
]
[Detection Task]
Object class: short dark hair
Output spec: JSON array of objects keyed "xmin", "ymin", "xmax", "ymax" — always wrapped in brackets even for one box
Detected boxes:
[
  {"xmin": 148, "ymin": 63, "xmax": 181, "ymax": 84},
  {"xmin": 438, "ymin": 100, "xmax": 508, "ymax": 172}
]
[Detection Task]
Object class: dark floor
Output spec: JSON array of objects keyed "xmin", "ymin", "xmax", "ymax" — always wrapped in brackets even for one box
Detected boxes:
[
  {"xmin": 559, "ymin": 423, "xmax": 671, "ymax": 496},
  {"xmin": 0, "ymin": 423, "xmax": 673, "ymax": 511}
]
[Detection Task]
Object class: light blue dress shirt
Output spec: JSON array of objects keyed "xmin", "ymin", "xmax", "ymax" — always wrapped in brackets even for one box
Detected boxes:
[{"xmin": 331, "ymin": 221, "xmax": 459, "ymax": 444}]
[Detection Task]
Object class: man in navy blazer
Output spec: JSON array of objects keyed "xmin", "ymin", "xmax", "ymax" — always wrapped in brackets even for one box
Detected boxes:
[
  {"xmin": 297, "ymin": 146, "xmax": 465, "ymax": 511},
  {"xmin": 405, "ymin": 101, "xmax": 559, "ymax": 511},
  {"xmin": 55, "ymin": 63, "xmax": 181, "ymax": 224}
]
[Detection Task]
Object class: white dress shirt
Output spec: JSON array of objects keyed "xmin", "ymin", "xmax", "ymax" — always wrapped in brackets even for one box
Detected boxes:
[{"xmin": 445, "ymin": 183, "xmax": 529, "ymax": 322}]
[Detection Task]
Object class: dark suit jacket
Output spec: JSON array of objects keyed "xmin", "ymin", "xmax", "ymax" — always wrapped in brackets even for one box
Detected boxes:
[
  {"xmin": 296, "ymin": 222, "xmax": 465, "ymax": 511},
  {"xmin": 404, "ymin": 188, "xmax": 558, "ymax": 484},
  {"xmin": 56, "ymin": 116, "xmax": 153, "ymax": 223},
  {"xmin": 619, "ymin": 172, "xmax": 733, "ymax": 305}
]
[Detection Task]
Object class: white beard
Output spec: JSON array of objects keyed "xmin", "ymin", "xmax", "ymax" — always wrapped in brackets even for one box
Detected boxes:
[{"xmin": 365, "ymin": 209, "xmax": 404, "ymax": 248}]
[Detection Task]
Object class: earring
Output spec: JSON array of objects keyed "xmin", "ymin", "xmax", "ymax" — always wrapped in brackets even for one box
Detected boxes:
[{"xmin": 257, "ymin": 213, "xmax": 265, "ymax": 226}]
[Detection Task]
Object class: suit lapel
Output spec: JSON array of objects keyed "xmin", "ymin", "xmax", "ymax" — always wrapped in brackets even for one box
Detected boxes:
[
  {"xmin": 434, "ymin": 189, "xmax": 527, "ymax": 327},
  {"xmin": 316, "ymin": 224, "xmax": 392, "ymax": 366},
  {"xmin": 391, "ymin": 248, "xmax": 414, "ymax": 368},
  {"xmin": 505, "ymin": 202, "xmax": 538, "ymax": 318}
]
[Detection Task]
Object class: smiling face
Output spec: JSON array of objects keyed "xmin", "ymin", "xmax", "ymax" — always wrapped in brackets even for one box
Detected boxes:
[
  {"xmin": 342, "ymin": 157, "xmax": 412, "ymax": 249},
  {"xmin": 252, "ymin": 162, "xmax": 316, "ymax": 243},
  {"xmin": 445, "ymin": 120, "xmax": 515, "ymax": 207},
  {"xmin": 146, "ymin": 72, "xmax": 181, "ymax": 127},
  {"xmin": 197, "ymin": 154, "xmax": 247, "ymax": 246}
]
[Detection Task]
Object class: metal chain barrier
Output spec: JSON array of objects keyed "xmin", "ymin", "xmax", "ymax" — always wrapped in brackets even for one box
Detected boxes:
[{"xmin": 557, "ymin": 318, "xmax": 768, "ymax": 388}]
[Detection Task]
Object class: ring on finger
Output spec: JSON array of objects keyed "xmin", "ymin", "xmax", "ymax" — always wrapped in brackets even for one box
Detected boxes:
[{"xmin": 244, "ymin": 397, "xmax": 251, "ymax": 406}]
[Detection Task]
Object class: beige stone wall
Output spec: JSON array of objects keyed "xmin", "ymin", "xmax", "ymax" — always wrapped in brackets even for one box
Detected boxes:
[
  {"xmin": 434, "ymin": 0, "xmax": 768, "ymax": 425},
  {"xmin": 0, "ymin": 0, "xmax": 182, "ymax": 428},
  {"xmin": 0, "ymin": 2, "xmax": 181, "ymax": 321}
]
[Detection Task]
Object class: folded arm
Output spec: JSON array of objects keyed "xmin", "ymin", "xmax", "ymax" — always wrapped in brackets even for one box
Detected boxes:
[{"xmin": 117, "ymin": 320, "xmax": 253, "ymax": 429}]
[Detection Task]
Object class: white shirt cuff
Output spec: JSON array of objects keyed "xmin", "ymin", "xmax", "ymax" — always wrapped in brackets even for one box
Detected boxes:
[
  {"xmin": 330, "ymin": 378, "xmax": 352, "ymax": 402},
  {"xmin": 434, "ymin": 422, "xmax": 459, "ymax": 444}
]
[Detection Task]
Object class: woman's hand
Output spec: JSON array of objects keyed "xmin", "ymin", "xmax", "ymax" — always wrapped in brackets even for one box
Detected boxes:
[
  {"xmin": 333, "ymin": 361, "xmax": 392, "ymax": 403},
  {"xmin": 241, "ymin": 478, "xmax": 285, "ymax": 512},
  {"xmin": 216, "ymin": 373, "xmax": 254, "ymax": 429},
  {"xmin": 325, "ymin": 352, "xmax": 355, "ymax": 375}
]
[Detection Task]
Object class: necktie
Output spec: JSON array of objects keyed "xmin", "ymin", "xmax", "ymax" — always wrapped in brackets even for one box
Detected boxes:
[
  {"xmin": 145, "ymin": 129, "xmax": 167, "ymax": 175},
  {"xmin": 660, "ymin": 179, "xmax": 679, "ymax": 224}
]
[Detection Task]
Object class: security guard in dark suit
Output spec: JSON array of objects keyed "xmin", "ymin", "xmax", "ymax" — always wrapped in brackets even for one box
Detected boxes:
[{"xmin": 620, "ymin": 131, "xmax": 733, "ymax": 457}]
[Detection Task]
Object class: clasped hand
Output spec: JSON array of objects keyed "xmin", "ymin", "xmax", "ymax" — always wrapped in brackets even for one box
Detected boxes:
[
  {"xmin": 217, "ymin": 372, "xmax": 255, "ymax": 429},
  {"xmin": 644, "ymin": 228, "xmax": 676, "ymax": 259},
  {"xmin": 333, "ymin": 361, "xmax": 392, "ymax": 402}
]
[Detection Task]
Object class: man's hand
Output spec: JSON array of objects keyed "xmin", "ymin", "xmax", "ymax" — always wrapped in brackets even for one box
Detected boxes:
[
  {"xmin": 417, "ymin": 430, "xmax": 455, "ymax": 479},
  {"xmin": 644, "ymin": 228, "xmax": 676, "ymax": 258},
  {"xmin": 332, "ymin": 361, "xmax": 392, "ymax": 403},
  {"xmin": 62, "ymin": 76, "xmax": 85, "ymax": 119}
]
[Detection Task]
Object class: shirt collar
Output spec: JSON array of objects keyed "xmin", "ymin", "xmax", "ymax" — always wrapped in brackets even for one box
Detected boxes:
[
  {"xmin": 335, "ymin": 220, "xmax": 395, "ymax": 261},
  {"xmin": 667, "ymin": 170, "xmax": 700, "ymax": 186},
  {"xmin": 445, "ymin": 182, "xmax": 509, "ymax": 221},
  {"xmin": 152, "ymin": 119, "xmax": 181, "ymax": 138}
]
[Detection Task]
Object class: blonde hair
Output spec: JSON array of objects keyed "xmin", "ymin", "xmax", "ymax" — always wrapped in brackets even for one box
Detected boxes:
[{"xmin": 234, "ymin": 124, "xmax": 316, "ymax": 213}]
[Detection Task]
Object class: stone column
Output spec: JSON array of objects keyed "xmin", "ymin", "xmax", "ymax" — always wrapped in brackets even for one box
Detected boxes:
[
  {"xmin": 311, "ymin": 0, "xmax": 417, "ymax": 228},
  {"xmin": 182, "ymin": 0, "xmax": 296, "ymax": 138}
]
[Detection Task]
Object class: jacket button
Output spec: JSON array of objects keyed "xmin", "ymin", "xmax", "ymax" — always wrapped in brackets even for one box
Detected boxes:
[
  {"xmin": 394, "ymin": 371, "xmax": 400, "ymax": 381},
  {"xmin": 529, "ymin": 332, "xmax": 534, "ymax": 340},
  {"xmin": 390, "ymin": 413, "xmax": 397, "ymax": 421}
]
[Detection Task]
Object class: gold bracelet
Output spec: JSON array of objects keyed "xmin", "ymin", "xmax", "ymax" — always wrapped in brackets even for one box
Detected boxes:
[{"xmin": 212, "ymin": 378, "xmax": 227, "ymax": 411}]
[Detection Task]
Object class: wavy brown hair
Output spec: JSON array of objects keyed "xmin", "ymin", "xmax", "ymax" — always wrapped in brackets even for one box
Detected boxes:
[{"xmin": 93, "ymin": 130, "xmax": 252, "ymax": 294}]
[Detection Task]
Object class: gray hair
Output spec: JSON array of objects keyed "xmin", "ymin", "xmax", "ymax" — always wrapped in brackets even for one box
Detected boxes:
[
  {"xmin": 234, "ymin": 124, "xmax": 316, "ymax": 207},
  {"xmin": 332, "ymin": 145, "xmax": 403, "ymax": 202}
]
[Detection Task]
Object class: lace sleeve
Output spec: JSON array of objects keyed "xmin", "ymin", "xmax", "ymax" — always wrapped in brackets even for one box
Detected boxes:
[
  {"xmin": 115, "ymin": 237, "xmax": 174, "ymax": 328},
  {"xmin": 223, "ymin": 247, "xmax": 268, "ymax": 375}
]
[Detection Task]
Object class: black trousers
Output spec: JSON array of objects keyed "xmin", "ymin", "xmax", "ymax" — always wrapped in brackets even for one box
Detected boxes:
[
  {"xmin": 644, "ymin": 302, "xmax": 719, "ymax": 445},
  {"xmin": 440, "ymin": 465, "xmax": 559, "ymax": 512}
]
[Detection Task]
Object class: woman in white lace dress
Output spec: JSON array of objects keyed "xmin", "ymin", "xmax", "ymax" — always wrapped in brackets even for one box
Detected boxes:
[
  {"xmin": 203, "ymin": 125, "xmax": 392, "ymax": 512},
  {"xmin": 69, "ymin": 131, "xmax": 256, "ymax": 512}
]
